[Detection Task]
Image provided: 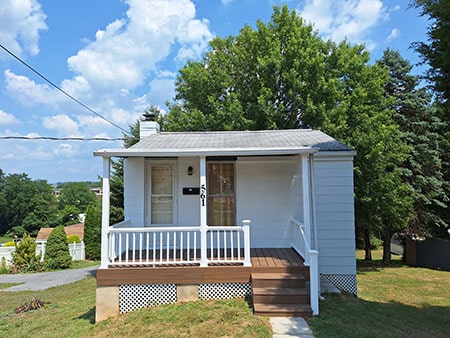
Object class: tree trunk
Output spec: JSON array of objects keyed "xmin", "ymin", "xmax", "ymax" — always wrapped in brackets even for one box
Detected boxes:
[
  {"xmin": 382, "ymin": 232, "xmax": 392, "ymax": 264},
  {"xmin": 364, "ymin": 228, "xmax": 372, "ymax": 261}
]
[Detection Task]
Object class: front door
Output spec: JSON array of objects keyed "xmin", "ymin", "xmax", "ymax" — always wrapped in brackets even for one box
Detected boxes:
[{"xmin": 207, "ymin": 162, "xmax": 235, "ymax": 226}]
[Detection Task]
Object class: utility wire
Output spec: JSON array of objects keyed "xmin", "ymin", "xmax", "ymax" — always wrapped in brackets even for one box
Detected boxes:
[
  {"xmin": 0, "ymin": 136, "xmax": 127, "ymax": 141},
  {"xmin": 0, "ymin": 44, "xmax": 131, "ymax": 136}
]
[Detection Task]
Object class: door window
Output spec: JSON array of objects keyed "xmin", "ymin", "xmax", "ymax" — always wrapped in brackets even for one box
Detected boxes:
[{"xmin": 207, "ymin": 162, "xmax": 235, "ymax": 226}]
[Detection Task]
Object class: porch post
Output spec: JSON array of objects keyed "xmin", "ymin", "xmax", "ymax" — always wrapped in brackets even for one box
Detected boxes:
[
  {"xmin": 199, "ymin": 156, "xmax": 208, "ymax": 267},
  {"xmin": 100, "ymin": 156, "xmax": 111, "ymax": 269},
  {"xmin": 242, "ymin": 220, "xmax": 251, "ymax": 267},
  {"xmin": 301, "ymin": 154, "xmax": 311, "ymax": 243}
]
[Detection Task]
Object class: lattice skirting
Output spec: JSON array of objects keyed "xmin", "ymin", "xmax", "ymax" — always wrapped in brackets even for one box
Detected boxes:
[
  {"xmin": 199, "ymin": 283, "xmax": 252, "ymax": 300},
  {"xmin": 119, "ymin": 284, "xmax": 177, "ymax": 313},
  {"xmin": 321, "ymin": 274, "xmax": 357, "ymax": 295},
  {"xmin": 119, "ymin": 283, "xmax": 251, "ymax": 314}
]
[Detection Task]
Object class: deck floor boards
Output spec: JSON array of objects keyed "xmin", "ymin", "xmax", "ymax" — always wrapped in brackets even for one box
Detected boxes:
[{"xmin": 98, "ymin": 248, "xmax": 307, "ymax": 286}]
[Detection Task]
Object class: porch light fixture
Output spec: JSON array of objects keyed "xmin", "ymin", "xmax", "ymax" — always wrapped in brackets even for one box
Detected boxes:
[{"xmin": 187, "ymin": 166, "xmax": 193, "ymax": 176}]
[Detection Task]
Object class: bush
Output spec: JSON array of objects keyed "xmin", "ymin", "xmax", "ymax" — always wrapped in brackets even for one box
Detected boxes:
[
  {"xmin": 84, "ymin": 202, "xmax": 101, "ymax": 260},
  {"xmin": 67, "ymin": 235, "xmax": 81, "ymax": 244},
  {"xmin": 44, "ymin": 225, "xmax": 72, "ymax": 269},
  {"xmin": 11, "ymin": 233, "xmax": 44, "ymax": 273},
  {"xmin": 4, "ymin": 241, "xmax": 15, "ymax": 247}
]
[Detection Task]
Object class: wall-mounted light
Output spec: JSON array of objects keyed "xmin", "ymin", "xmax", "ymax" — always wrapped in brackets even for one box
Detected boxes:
[{"xmin": 187, "ymin": 166, "xmax": 193, "ymax": 176}]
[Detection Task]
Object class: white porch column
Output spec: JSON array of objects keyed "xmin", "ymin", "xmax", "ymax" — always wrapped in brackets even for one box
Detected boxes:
[
  {"xmin": 100, "ymin": 156, "xmax": 111, "ymax": 269},
  {"xmin": 301, "ymin": 153, "xmax": 312, "ymax": 245},
  {"xmin": 199, "ymin": 156, "xmax": 208, "ymax": 267}
]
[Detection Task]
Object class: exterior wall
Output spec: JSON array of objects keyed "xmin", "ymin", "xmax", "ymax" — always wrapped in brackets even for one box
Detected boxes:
[
  {"xmin": 123, "ymin": 157, "xmax": 145, "ymax": 227},
  {"xmin": 236, "ymin": 156, "xmax": 302, "ymax": 247},
  {"xmin": 176, "ymin": 157, "xmax": 200, "ymax": 226},
  {"xmin": 313, "ymin": 153, "xmax": 356, "ymax": 277}
]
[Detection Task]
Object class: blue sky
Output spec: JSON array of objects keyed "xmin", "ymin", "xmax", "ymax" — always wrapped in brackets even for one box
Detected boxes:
[{"xmin": 0, "ymin": 0, "xmax": 429, "ymax": 183}]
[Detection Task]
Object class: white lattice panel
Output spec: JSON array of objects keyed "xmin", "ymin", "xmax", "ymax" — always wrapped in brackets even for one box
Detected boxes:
[
  {"xmin": 321, "ymin": 274, "xmax": 357, "ymax": 295},
  {"xmin": 119, "ymin": 284, "xmax": 177, "ymax": 313},
  {"xmin": 199, "ymin": 283, "xmax": 252, "ymax": 300}
]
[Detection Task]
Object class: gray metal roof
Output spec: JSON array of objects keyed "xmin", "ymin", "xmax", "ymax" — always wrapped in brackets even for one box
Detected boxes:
[{"xmin": 94, "ymin": 129, "xmax": 353, "ymax": 157}]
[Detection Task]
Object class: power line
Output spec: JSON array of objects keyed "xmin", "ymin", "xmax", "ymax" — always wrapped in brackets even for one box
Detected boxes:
[
  {"xmin": 0, "ymin": 44, "xmax": 131, "ymax": 136},
  {"xmin": 0, "ymin": 136, "xmax": 129, "ymax": 141}
]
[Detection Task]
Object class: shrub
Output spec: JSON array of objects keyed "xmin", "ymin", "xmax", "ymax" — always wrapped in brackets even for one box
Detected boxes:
[
  {"xmin": 4, "ymin": 241, "xmax": 15, "ymax": 247},
  {"xmin": 11, "ymin": 233, "xmax": 43, "ymax": 273},
  {"xmin": 44, "ymin": 225, "xmax": 72, "ymax": 269},
  {"xmin": 84, "ymin": 202, "xmax": 101, "ymax": 260},
  {"xmin": 0, "ymin": 257, "xmax": 10, "ymax": 274},
  {"xmin": 67, "ymin": 235, "xmax": 81, "ymax": 244}
]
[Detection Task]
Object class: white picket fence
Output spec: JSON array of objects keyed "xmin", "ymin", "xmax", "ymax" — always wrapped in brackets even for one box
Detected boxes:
[{"xmin": 0, "ymin": 241, "xmax": 85, "ymax": 265}]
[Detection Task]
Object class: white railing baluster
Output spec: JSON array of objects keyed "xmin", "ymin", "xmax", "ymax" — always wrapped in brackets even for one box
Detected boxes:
[{"xmin": 107, "ymin": 222, "xmax": 251, "ymax": 267}]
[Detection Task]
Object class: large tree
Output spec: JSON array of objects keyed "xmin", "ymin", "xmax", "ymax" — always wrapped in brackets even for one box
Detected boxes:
[
  {"xmin": 377, "ymin": 49, "xmax": 448, "ymax": 242},
  {"xmin": 0, "ymin": 173, "xmax": 57, "ymax": 235},
  {"xmin": 164, "ymin": 5, "xmax": 410, "ymax": 260},
  {"xmin": 412, "ymin": 0, "xmax": 450, "ymax": 239},
  {"xmin": 58, "ymin": 182, "xmax": 97, "ymax": 213}
]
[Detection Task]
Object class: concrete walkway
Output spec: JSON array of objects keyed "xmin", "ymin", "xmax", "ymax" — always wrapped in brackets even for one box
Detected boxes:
[
  {"xmin": 0, "ymin": 265, "xmax": 98, "ymax": 291},
  {"xmin": 270, "ymin": 317, "xmax": 314, "ymax": 338}
]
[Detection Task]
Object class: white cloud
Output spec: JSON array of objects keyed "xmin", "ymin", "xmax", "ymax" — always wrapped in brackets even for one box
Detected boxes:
[
  {"xmin": 66, "ymin": 0, "xmax": 213, "ymax": 93},
  {"xmin": 0, "ymin": 0, "xmax": 47, "ymax": 58},
  {"xmin": 0, "ymin": 109, "xmax": 20, "ymax": 125},
  {"xmin": 386, "ymin": 28, "xmax": 400, "ymax": 42},
  {"xmin": 298, "ymin": 0, "xmax": 386, "ymax": 46},
  {"xmin": 4, "ymin": 69, "xmax": 61, "ymax": 108},
  {"xmin": 221, "ymin": 0, "xmax": 234, "ymax": 5},
  {"xmin": 53, "ymin": 143, "xmax": 77, "ymax": 157},
  {"xmin": 42, "ymin": 114, "xmax": 80, "ymax": 136}
]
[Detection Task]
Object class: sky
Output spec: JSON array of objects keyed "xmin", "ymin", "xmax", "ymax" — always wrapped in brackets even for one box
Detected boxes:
[{"xmin": 0, "ymin": 0, "xmax": 430, "ymax": 183}]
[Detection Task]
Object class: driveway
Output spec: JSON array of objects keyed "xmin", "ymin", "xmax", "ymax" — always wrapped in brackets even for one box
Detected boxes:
[{"xmin": 0, "ymin": 266, "xmax": 98, "ymax": 292}]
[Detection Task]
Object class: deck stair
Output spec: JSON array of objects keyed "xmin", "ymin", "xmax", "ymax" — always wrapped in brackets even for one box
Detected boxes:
[{"xmin": 251, "ymin": 272, "xmax": 312, "ymax": 317}]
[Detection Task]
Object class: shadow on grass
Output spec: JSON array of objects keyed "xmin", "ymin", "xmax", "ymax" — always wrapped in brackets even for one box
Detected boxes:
[
  {"xmin": 77, "ymin": 307, "xmax": 96, "ymax": 325},
  {"xmin": 356, "ymin": 258, "xmax": 405, "ymax": 272},
  {"xmin": 308, "ymin": 293, "xmax": 450, "ymax": 338}
]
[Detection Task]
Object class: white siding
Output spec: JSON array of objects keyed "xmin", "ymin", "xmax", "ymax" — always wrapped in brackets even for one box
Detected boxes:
[
  {"xmin": 236, "ymin": 156, "xmax": 302, "ymax": 247},
  {"xmin": 124, "ymin": 158, "xmax": 145, "ymax": 227},
  {"xmin": 313, "ymin": 154, "xmax": 356, "ymax": 275},
  {"xmin": 176, "ymin": 157, "xmax": 200, "ymax": 226}
]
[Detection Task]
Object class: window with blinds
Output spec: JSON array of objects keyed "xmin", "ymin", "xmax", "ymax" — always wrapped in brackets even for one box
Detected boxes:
[{"xmin": 151, "ymin": 165, "xmax": 173, "ymax": 224}]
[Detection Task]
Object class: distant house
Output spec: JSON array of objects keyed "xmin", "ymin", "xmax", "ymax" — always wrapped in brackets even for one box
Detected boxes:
[
  {"xmin": 36, "ymin": 223, "xmax": 85, "ymax": 261},
  {"xmin": 93, "ymin": 115, "xmax": 357, "ymax": 322},
  {"xmin": 36, "ymin": 223, "xmax": 84, "ymax": 243}
]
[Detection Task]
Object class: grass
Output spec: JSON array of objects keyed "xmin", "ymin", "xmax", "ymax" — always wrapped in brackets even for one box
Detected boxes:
[
  {"xmin": 0, "ymin": 250, "xmax": 449, "ymax": 337},
  {"xmin": 0, "ymin": 235, "xmax": 12, "ymax": 244},
  {"xmin": 0, "ymin": 277, "xmax": 271, "ymax": 337},
  {"xmin": 308, "ymin": 250, "xmax": 450, "ymax": 337}
]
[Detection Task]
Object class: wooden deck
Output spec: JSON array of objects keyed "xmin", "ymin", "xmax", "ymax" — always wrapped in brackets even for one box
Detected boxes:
[{"xmin": 97, "ymin": 248, "xmax": 308, "ymax": 286}]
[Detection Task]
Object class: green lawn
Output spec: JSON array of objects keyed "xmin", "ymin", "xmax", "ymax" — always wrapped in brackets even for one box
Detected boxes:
[
  {"xmin": 0, "ymin": 251, "xmax": 448, "ymax": 337},
  {"xmin": 308, "ymin": 250, "xmax": 450, "ymax": 337}
]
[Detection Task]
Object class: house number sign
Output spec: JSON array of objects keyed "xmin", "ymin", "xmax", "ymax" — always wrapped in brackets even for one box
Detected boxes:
[{"xmin": 200, "ymin": 184, "xmax": 206, "ymax": 206}]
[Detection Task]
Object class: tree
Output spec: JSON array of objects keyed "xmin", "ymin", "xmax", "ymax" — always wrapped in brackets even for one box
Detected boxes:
[
  {"xmin": 377, "ymin": 49, "xmax": 448, "ymax": 243},
  {"xmin": 412, "ymin": 0, "xmax": 450, "ymax": 239},
  {"xmin": 84, "ymin": 201, "xmax": 101, "ymax": 260},
  {"xmin": 44, "ymin": 225, "xmax": 72, "ymax": 269},
  {"xmin": 58, "ymin": 182, "xmax": 97, "ymax": 213},
  {"xmin": 11, "ymin": 233, "xmax": 42, "ymax": 272},
  {"xmin": 165, "ymin": 5, "xmax": 410, "ymax": 260},
  {"xmin": 412, "ymin": 0, "xmax": 450, "ymax": 113},
  {"xmin": 0, "ymin": 173, "xmax": 57, "ymax": 235}
]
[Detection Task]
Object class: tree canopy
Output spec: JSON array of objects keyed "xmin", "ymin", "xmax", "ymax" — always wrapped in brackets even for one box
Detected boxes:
[{"xmin": 163, "ymin": 5, "xmax": 411, "ymax": 260}]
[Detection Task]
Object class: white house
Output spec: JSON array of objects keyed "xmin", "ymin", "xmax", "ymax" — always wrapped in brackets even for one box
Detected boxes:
[{"xmin": 93, "ymin": 115, "xmax": 356, "ymax": 322}]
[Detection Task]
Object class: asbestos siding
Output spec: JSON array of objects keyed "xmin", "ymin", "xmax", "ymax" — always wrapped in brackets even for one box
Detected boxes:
[{"xmin": 313, "ymin": 153, "xmax": 356, "ymax": 275}]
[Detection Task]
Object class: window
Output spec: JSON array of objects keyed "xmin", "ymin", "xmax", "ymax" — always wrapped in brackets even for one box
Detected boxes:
[
  {"xmin": 207, "ymin": 162, "xmax": 235, "ymax": 226},
  {"xmin": 150, "ymin": 165, "xmax": 173, "ymax": 224}
]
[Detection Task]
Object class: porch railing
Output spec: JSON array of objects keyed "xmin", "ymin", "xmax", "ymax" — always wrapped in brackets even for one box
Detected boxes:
[
  {"xmin": 290, "ymin": 217, "xmax": 319, "ymax": 315},
  {"xmin": 106, "ymin": 219, "xmax": 251, "ymax": 267}
]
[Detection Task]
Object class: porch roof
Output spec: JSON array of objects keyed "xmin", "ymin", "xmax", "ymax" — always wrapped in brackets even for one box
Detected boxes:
[{"xmin": 94, "ymin": 129, "xmax": 353, "ymax": 157}]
